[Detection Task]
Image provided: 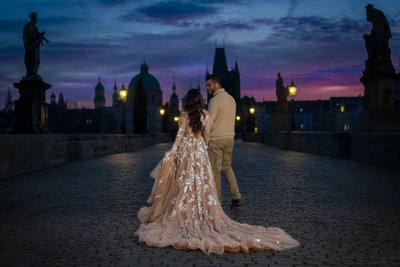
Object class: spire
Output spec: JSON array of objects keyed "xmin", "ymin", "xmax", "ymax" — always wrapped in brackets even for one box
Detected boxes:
[
  {"xmin": 234, "ymin": 59, "xmax": 239, "ymax": 73},
  {"xmin": 112, "ymin": 78, "xmax": 119, "ymax": 106},
  {"xmin": 212, "ymin": 47, "xmax": 228, "ymax": 74},
  {"xmin": 50, "ymin": 91, "xmax": 56, "ymax": 104},
  {"xmin": 58, "ymin": 93, "xmax": 66, "ymax": 109},
  {"xmin": 7, "ymin": 87, "xmax": 11, "ymax": 101},
  {"xmin": 172, "ymin": 74, "xmax": 176, "ymax": 93},
  {"xmin": 113, "ymin": 78, "xmax": 117, "ymax": 92}
]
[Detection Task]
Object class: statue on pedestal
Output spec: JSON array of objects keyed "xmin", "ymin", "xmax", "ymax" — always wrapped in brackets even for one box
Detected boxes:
[
  {"xmin": 359, "ymin": 4, "xmax": 399, "ymax": 131},
  {"xmin": 12, "ymin": 11, "xmax": 51, "ymax": 134},
  {"xmin": 360, "ymin": 4, "xmax": 395, "ymax": 112},
  {"xmin": 23, "ymin": 12, "xmax": 49, "ymax": 80},
  {"xmin": 275, "ymin": 73, "xmax": 288, "ymax": 111},
  {"xmin": 276, "ymin": 73, "xmax": 287, "ymax": 104},
  {"xmin": 271, "ymin": 73, "xmax": 289, "ymax": 131}
]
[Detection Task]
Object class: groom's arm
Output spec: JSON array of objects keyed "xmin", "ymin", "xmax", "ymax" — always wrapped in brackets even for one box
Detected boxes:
[{"xmin": 207, "ymin": 98, "xmax": 217, "ymax": 133}]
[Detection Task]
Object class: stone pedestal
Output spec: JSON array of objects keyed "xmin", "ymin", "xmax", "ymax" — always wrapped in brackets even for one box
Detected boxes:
[
  {"xmin": 359, "ymin": 110, "xmax": 400, "ymax": 131},
  {"xmin": 360, "ymin": 76, "xmax": 399, "ymax": 131},
  {"xmin": 271, "ymin": 106, "xmax": 289, "ymax": 131},
  {"xmin": 12, "ymin": 79, "xmax": 51, "ymax": 134},
  {"xmin": 362, "ymin": 76, "xmax": 396, "ymax": 111}
]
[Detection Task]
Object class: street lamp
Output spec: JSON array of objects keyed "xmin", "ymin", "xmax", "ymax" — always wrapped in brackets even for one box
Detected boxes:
[
  {"xmin": 160, "ymin": 107, "xmax": 168, "ymax": 133},
  {"xmin": 248, "ymin": 107, "xmax": 256, "ymax": 132},
  {"xmin": 288, "ymin": 80, "xmax": 297, "ymax": 131},
  {"xmin": 119, "ymin": 84, "xmax": 128, "ymax": 134}
]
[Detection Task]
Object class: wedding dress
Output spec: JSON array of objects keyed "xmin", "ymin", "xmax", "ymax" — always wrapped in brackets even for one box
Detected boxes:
[{"xmin": 135, "ymin": 111, "xmax": 299, "ymax": 254}]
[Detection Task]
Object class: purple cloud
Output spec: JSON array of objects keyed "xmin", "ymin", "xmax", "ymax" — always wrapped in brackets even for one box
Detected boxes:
[{"xmin": 121, "ymin": 1, "xmax": 215, "ymax": 24}]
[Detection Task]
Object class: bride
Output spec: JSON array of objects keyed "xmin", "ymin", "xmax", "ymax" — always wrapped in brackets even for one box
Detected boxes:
[{"xmin": 135, "ymin": 89, "xmax": 299, "ymax": 254}]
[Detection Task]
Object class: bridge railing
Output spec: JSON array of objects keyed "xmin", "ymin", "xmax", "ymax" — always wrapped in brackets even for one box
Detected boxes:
[
  {"xmin": 0, "ymin": 133, "xmax": 171, "ymax": 180},
  {"xmin": 244, "ymin": 131, "xmax": 400, "ymax": 170}
]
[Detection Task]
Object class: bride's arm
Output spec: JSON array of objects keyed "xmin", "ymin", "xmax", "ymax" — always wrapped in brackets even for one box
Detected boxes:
[{"xmin": 202, "ymin": 110, "xmax": 211, "ymax": 145}]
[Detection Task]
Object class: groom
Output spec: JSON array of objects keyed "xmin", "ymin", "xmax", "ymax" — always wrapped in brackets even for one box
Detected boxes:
[{"xmin": 206, "ymin": 75, "xmax": 242, "ymax": 208}]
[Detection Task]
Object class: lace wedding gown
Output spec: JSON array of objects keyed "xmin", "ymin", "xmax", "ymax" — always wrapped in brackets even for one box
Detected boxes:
[{"xmin": 135, "ymin": 111, "xmax": 299, "ymax": 254}]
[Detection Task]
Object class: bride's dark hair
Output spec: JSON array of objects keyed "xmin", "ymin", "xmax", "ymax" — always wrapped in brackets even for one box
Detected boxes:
[{"xmin": 184, "ymin": 89, "xmax": 205, "ymax": 134}]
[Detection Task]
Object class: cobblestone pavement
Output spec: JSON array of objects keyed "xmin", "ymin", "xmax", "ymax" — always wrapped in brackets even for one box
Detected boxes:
[{"xmin": 1, "ymin": 141, "xmax": 400, "ymax": 267}]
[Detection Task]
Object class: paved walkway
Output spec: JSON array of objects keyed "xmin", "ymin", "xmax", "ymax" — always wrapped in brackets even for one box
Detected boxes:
[{"xmin": 1, "ymin": 141, "xmax": 400, "ymax": 267}]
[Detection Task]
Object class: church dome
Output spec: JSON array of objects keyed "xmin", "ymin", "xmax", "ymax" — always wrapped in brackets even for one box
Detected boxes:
[{"xmin": 128, "ymin": 63, "xmax": 161, "ymax": 92}]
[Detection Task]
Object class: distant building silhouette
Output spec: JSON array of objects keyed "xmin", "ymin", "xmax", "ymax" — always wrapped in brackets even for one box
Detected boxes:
[
  {"xmin": 247, "ymin": 96, "xmax": 365, "ymax": 133},
  {"xmin": 58, "ymin": 93, "xmax": 67, "ymax": 109},
  {"xmin": 128, "ymin": 62, "xmax": 162, "ymax": 133},
  {"xmin": 112, "ymin": 79, "xmax": 119, "ymax": 106},
  {"xmin": 169, "ymin": 77, "xmax": 180, "ymax": 139},
  {"xmin": 206, "ymin": 46, "xmax": 240, "ymax": 107},
  {"xmin": 169, "ymin": 77, "xmax": 179, "ymax": 118},
  {"xmin": 94, "ymin": 77, "xmax": 106, "ymax": 109},
  {"xmin": 0, "ymin": 89, "xmax": 14, "ymax": 134}
]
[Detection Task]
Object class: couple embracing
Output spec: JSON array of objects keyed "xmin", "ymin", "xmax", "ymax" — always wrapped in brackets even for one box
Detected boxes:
[{"xmin": 135, "ymin": 75, "xmax": 299, "ymax": 254}]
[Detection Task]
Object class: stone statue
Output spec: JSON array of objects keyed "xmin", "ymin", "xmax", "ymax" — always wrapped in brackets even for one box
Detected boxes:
[
  {"xmin": 275, "ymin": 72, "xmax": 288, "ymax": 107},
  {"xmin": 23, "ymin": 12, "xmax": 49, "ymax": 80},
  {"xmin": 362, "ymin": 4, "xmax": 394, "ymax": 76},
  {"xmin": 360, "ymin": 4, "xmax": 396, "ymax": 112},
  {"xmin": 365, "ymin": 4, "xmax": 391, "ymax": 47}
]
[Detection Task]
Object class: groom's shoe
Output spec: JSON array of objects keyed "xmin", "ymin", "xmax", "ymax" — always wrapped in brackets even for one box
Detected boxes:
[{"xmin": 230, "ymin": 199, "xmax": 242, "ymax": 208}]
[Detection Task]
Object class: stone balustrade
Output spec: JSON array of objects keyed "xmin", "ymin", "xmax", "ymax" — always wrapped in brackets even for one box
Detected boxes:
[
  {"xmin": 0, "ymin": 133, "xmax": 171, "ymax": 180},
  {"xmin": 1, "ymin": 131, "xmax": 399, "ymax": 180},
  {"xmin": 246, "ymin": 131, "xmax": 400, "ymax": 170}
]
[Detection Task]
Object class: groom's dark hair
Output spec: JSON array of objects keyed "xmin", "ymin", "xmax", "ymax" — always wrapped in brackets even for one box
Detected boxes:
[{"xmin": 207, "ymin": 75, "xmax": 221, "ymax": 85}]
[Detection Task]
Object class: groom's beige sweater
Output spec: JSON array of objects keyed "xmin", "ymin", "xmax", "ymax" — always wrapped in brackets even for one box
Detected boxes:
[{"xmin": 208, "ymin": 88, "xmax": 236, "ymax": 140}]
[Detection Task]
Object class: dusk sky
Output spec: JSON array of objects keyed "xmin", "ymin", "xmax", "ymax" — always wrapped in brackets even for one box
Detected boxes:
[{"xmin": 1, "ymin": 0, "xmax": 400, "ymax": 108}]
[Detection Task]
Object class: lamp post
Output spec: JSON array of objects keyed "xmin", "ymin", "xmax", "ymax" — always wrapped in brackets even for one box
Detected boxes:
[
  {"xmin": 235, "ymin": 115, "xmax": 241, "ymax": 136},
  {"xmin": 159, "ymin": 107, "xmax": 168, "ymax": 133},
  {"xmin": 288, "ymin": 80, "xmax": 297, "ymax": 131},
  {"xmin": 248, "ymin": 107, "xmax": 256, "ymax": 132},
  {"xmin": 119, "ymin": 84, "xmax": 128, "ymax": 134}
]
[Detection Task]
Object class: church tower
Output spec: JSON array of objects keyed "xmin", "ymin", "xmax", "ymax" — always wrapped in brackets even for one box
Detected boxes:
[
  {"xmin": 112, "ymin": 79, "xmax": 119, "ymax": 106},
  {"xmin": 206, "ymin": 45, "xmax": 241, "ymax": 106},
  {"xmin": 169, "ymin": 75, "xmax": 179, "ymax": 119},
  {"xmin": 94, "ymin": 77, "xmax": 106, "ymax": 109},
  {"xmin": 58, "ymin": 93, "xmax": 66, "ymax": 109},
  {"xmin": 50, "ymin": 92, "xmax": 56, "ymax": 105}
]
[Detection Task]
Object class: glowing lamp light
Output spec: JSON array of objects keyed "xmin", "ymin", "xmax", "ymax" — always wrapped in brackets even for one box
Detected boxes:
[
  {"xmin": 174, "ymin": 116, "xmax": 179, "ymax": 122},
  {"xmin": 236, "ymin": 115, "xmax": 241, "ymax": 121},
  {"xmin": 249, "ymin": 107, "xmax": 255, "ymax": 114},
  {"xmin": 119, "ymin": 84, "xmax": 128, "ymax": 102},
  {"xmin": 159, "ymin": 108, "xmax": 165, "ymax": 116},
  {"xmin": 288, "ymin": 81, "xmax": 297, "ymax": 97}
]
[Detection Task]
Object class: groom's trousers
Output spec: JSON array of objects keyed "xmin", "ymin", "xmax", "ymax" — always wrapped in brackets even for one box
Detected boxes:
[{"xmin": 208, "ymin": 138, "xmax": 241, "ymax": 203}]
